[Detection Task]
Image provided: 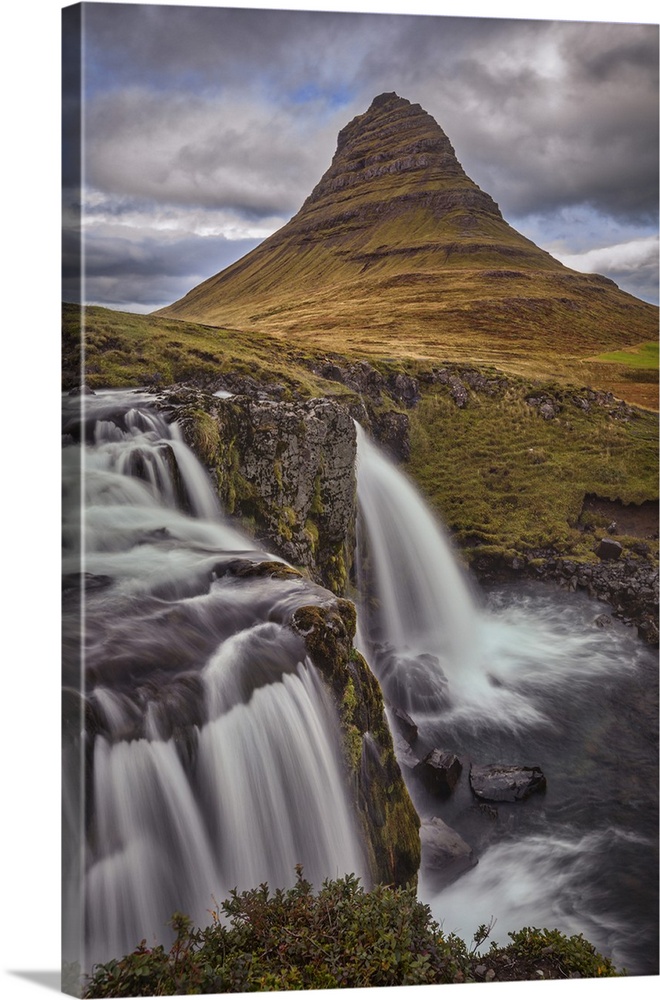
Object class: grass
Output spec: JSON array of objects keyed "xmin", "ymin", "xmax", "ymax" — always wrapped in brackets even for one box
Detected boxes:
[
  {"xmin": 63, "ymin": 302, "xmax": 658, "ymax": 566},
  {"xmin": 62, "ymin": 302, "xmax": 344, "ymax": 399},
  {"xmin": 407, "ymin": 375, "xmax": 658, "ymax": 564},
  {"xmin": 594, "ymin": 341, "xmax": 659, "ymax": 368}
]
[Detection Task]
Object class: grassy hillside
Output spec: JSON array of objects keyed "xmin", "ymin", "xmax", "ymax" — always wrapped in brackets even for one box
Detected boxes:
[
  {"xmin": 62, "ymin": 303, "xmax": 336, "ymax": 398},
  {"xmin": 406, "ymin": 370, "xmax": 658, "ymax": 565},
  {"xmin": 63, "ymin": 303, "xmax": 658, "ymax": 568}
]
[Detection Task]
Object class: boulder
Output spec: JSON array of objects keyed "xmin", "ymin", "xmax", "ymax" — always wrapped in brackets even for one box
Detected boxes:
[
  {"xmin": 393, "ymin": 733, "xmax": 421, "ymax": 771},
  {"xmin": 389, "ymin": 706, "xmax": 418, "ymax": 744},
  {"xmin": 420, "ymin": 816, "xmax": 477, "ymax": 888},
  {"xmin": 414, "ymin": 749, "xmax": 462, "ymax": 797},
  {"xmin": 469, "ymin": 764, "xmax": 546, "ymax": 803},
  {"xmin": 596, "ymin": 538, "xmax": 623, "ymax": 561}
]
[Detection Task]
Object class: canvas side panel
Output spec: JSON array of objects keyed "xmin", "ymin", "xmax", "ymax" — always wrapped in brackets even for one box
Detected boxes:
[{"xmin": 61, "ymin": 4, "xmax": 85, "ymax": 996}]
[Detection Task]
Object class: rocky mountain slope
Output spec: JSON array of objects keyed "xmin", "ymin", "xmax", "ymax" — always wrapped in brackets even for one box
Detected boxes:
[{"xmin": 157, "ymin": 92, "xmax": 657, "ymax": 371}]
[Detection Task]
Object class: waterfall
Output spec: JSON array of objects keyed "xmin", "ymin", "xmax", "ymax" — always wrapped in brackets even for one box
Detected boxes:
[
  {"xmin": 62, "ymin": 391, "xmax": 366, "ymax": 969},
  {"xmin": 354, "ymin": 423, "xmax": 482, "ymax": 712},
  {"xmin": 62, "ymin": 395, "xmax": 657, "ymax": 977},
  {"xmin": 353, "ymin": 425, "xmax": 658, "ymax": 976}
]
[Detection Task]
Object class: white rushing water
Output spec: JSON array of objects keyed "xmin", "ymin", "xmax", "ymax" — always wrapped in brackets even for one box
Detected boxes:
[
  {"xmin": 62, "ymin": 393, "xmax": 657, "ymax": 976},
  {"xmin": 353, "ymin": 429, "xmax": 658, "ymax": 976},
  {"xmin": 62, "ymin": 392, "xmax": 366, "ymax": 968},
  {"xmin": 355, "ymin": 423, "xmax": 477, "ymax": 668}
]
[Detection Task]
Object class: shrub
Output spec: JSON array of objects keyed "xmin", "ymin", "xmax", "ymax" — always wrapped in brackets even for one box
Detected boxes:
[{"xmin": 82, "ymin": 869, "xmax": 620, "ymax": 996}]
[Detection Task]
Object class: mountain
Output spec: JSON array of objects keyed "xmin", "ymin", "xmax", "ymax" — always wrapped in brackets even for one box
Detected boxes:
[{"xmin": 157, "ymin": 93, "xmax": 657, "ymax": 368}]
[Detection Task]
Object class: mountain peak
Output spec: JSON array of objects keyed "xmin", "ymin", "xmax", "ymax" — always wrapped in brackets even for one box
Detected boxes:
[
  {"xmin": 304, "ymin": 90, "xmax": 500, "ymax": 220},
  {"xmin": 157, "ymin": 95, "xmax": 656, "ymax": 363}
]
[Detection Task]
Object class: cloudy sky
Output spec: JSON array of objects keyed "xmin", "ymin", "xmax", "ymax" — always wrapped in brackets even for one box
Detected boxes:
[{"xmin": 63, "ymin": 1, "xmax": 659, "ymax": 312}]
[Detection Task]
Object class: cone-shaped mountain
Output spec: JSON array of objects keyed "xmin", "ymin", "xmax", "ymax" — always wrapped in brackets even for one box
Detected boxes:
[{"xmin": 158, "ymin": 93, "xmax": 657, "ymax": 361}]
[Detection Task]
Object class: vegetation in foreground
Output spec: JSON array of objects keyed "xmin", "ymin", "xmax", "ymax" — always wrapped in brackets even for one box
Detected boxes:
[{"xmin": 80, "ymin": 871, "xmax": 619, "ymax": 996}]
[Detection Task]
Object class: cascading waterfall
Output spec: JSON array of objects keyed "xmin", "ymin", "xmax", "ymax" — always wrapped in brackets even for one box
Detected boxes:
[
  {"xmin": 353, "ymin": 427, "xmax": 658, "ymax": 975},
  {"xmin": 354, "ymin": 422, "xmax": 485, "ymax": 714},
  {"xmin": 62, "ymin": 395, "xmax": 657, "ymax": 977},
  {"xmin": 62, "ymin": 391, "xmax": 366, "ymax": 969}
]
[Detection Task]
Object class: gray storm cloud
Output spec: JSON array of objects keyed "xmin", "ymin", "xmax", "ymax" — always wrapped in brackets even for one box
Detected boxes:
[{"xmin": 66, "ymin": 5, "xmax": 658, "ymax": 308}]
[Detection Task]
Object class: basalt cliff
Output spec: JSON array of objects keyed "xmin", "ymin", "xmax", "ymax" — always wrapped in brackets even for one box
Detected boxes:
[{"xmin": 157, "ymin": 92, "xmax": 657, "ymax": 364}]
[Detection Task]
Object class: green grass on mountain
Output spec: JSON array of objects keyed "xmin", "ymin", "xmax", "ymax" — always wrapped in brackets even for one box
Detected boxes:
[
  {"xmin": 62, "ymin": 303, "xmax": 337, "ymax": 398},
  {"xmin": 406, "ymin": 377, "xmax": 658, "ymax": 566},
  {"xmin": 595, "ymin": 341, "xmax": 658, "ymax": 368}
]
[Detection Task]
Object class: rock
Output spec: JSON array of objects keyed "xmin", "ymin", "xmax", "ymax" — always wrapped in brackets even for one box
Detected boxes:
[
  {"xmin": 594, "ymin": 614, "xmax": 614, "ymax": 629},
  {"xmin": 414, "ymin": 749, "xmax": 462, "ymax": 797},
  {"xmin": 469, "ymin": 763, "xmax": 546, "ymax": 802},
  {"xmin": 370, "ymin": 409, "xmax": 410, "ymax": 462},
  {"xmin": 180, "ymin": 394, "xmax": 358, "ymax": 594},
  {"xmin": 68, "ymin": 384, "xmax": 95, "ymax": 396},
  {"xmin": 290, "ymin": 599, "xmax": 421, "ymax": 888},
  {"xmin": 387, "ymin": 372, "xmax": 421, "ymax": 408},
  {"xmin": 393, "ymin": 733, "xmax": 421, "ymax": 771},
  {"xmin": 448, "ymin": 375, "xmax": 468, "ymax": 408},
  {"xmin": 595, "ymin": 538, "xmax": 623, "ymax": 561},
  {"xmin": 420, "ymin": 816, "xmax": 476, "ymax": 888},
  {"xmin": 390, "ymin": 706, "xmax": 418, "ymax": 744},
  {"xmin": 526, "ymin": 395, "xmax": 559, "ymax": 419},
  {"xmin": 372, "ymin": 646, "xmax": 450, "ymax": 715}
]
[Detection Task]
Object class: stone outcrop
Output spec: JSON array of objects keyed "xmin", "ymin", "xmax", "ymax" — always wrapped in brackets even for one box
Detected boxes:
[
  {"xmin": 168, "ymin": 388, "xmax": 358, "ymax": 594},
  {"xmin": 413, "ymin": 749, "xmax": 463, "ymax": 798},
  {"xmin": 420, "ymin": 817, "xmax": 477, "ymax": 889},
  {"xmin": 289, "ymin": 599, "xmax": 421, "ymax": 888}
]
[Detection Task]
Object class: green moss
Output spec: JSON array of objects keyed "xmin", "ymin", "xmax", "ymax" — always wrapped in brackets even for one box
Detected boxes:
[
  {"xmin": 186, "ymin": 410, "xmax": 221, "ymax": 466},
  {"xmin": 310, "ymin": 472, "xmax": 325, "ymax": 515}
]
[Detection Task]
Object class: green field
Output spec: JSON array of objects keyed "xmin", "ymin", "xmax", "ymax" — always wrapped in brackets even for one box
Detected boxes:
[{"xmin": 595, "ymin": 341, "xmax": 659, "ymax": 368}]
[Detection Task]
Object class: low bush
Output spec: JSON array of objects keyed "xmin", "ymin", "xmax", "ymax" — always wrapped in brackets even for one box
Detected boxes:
[{"xmin": 82, "ymin": 869, "xmax": 620, "ymax": 996}]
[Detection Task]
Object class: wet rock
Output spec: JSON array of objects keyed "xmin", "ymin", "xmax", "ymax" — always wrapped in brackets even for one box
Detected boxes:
[
  {"xmin": 393, "ymin": 733, "xmax": 421, "ymax": 771},
  {"xmin": 390, "ymin": 706, "xmax": 418, "ymax": 744},
  {"xmin": 420, "ymin": 816, "xmax": 476, "ymax": 888},
  {"xmin": 594, "ymin": 614, "xmax": 614, "ymax": 629},
  {"xmin": 68, "ymin": 384, "xmax": 95, "ymax": 396},
  {"xmin": 469, "ymin": 763, "xmax": 546, "ymax": 802},
  {"xmin": 370, "ymin": 409, "xmax": 410, "ymax": 462},
  {"xmin": 372, "ymin": 646, "xmax": 450, "ymax": 715},
  {"xmin": 414, "ymin": 749, "xmax": 462, "ymax": 797},
  {"xmin": 596, "ymin": 538, "xmax": 623, "ymax": 561},
  {"xmin": 179, "ymin": 393, "xmax": 358, "ymax": 594},
  {"xmin": 290, "ymin": 599, "xmax": 421, "ymax": 888}
]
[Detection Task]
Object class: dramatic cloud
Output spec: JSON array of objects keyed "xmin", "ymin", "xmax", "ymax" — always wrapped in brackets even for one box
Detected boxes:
[
  {"xmin": 553, "ymin": 236, "xmax": 659, "ymax": 303},
  {"xmin": 63, "ymin": 3, "xmax": 659, "ymax": 309}
]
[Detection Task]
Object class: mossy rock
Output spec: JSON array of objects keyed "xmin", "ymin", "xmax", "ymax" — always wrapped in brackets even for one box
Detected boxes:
[{"xmin": 290, "ymin": 600, "xmax": 421, "ymax": 888}]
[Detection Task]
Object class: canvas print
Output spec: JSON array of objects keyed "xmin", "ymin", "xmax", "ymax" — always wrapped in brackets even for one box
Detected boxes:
[{"xmin": 61, "ymin": 2, "xmax": 659, "ymax": 996}]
